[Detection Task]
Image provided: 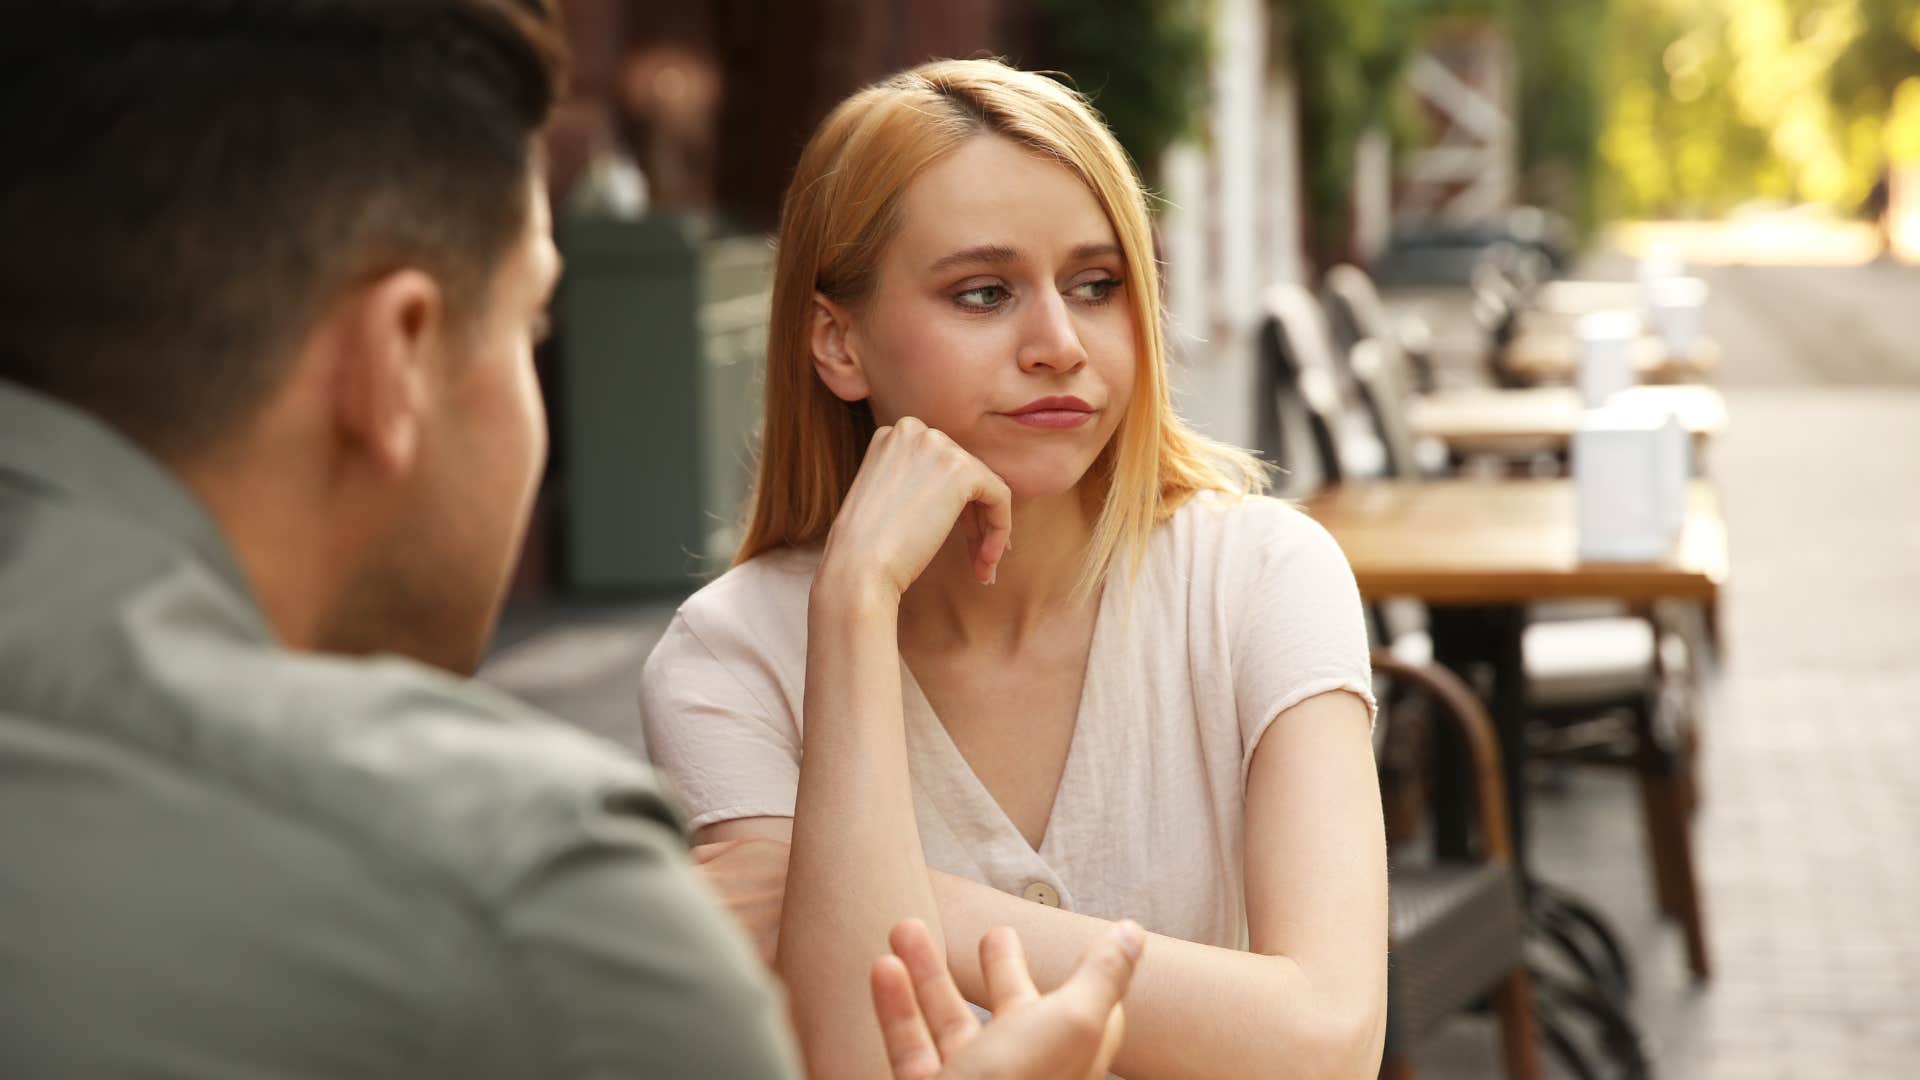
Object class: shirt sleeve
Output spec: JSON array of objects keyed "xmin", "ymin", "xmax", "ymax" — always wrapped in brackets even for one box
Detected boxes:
[
  {"xmin": 639, "ymin": 613, "xmax": 801, "ymax": 832},
  {"xmin": 1227, "ymin": 499, "xmax": 1378, "ymax": 780},
  {"xmin": 498, "ymin": 792, "xmax": 800, "ymax": 1079}
]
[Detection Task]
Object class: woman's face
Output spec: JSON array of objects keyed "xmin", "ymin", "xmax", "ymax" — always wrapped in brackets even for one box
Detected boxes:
[{"xmin": 833, "ymin": 134, "xmax": 1139, "ymax": 499}]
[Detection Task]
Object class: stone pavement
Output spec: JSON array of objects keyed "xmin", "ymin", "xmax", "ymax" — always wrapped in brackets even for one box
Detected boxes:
[{"xmin": 478, "ymin": 257, "xmax": 1920, "ymax": 1079}]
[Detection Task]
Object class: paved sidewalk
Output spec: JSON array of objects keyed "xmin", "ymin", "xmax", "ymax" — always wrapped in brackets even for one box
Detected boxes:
[{"xmin": 1415, "ymin": 386, "xmax": 1920, "ymax": 1078}]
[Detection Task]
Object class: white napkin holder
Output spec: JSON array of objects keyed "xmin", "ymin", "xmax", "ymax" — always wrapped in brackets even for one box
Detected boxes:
[
  {"xmin": 1574, "ymin": 405, "xmax": 1691, "ymax": 562},
  {"xmin": 1576, "ymin": 310, "xmax": 1640, "ymax": 407}
]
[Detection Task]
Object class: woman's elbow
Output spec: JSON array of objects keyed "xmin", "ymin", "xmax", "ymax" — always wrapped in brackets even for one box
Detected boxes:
[{"xmin": 1275, "ymin": 994, "xmax": 1386, "ymax": 1079}]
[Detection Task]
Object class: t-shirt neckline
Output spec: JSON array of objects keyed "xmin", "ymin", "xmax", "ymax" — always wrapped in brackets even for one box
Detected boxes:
[{"xmin": 897, "ymin": 574, "xmax": 1115, "ymax": 865}]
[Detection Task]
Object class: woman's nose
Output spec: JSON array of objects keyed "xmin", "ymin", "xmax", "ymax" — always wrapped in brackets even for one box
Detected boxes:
[{"xmin": 1016, "ymin": 289, "xmax": 1090, "ymax": 374}]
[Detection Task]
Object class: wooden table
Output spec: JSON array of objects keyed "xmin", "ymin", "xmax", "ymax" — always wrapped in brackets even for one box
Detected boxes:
[
  {"xmin": 1502, "ymin": 330, "xmax": 1720, "ymax": 385},
  {"xmin": 1408, "ymin": 385, "xmax": 1729, "ymax": 458},
  {"xmin": 1532, "ymin": 279, "xmax": 1642, "ymax": 317},
  {"xmin": 1303, "ymin": 478, "xmax": 1727, "ymax": 607},
  {"xmin": 1303, "ymin": 477, "xmax": 1726, "ymax": 864}
]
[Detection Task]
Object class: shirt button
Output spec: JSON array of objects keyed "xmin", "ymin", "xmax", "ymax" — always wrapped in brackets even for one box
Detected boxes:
[{"xmin": 1021, "ymin": 881, "xmax": 1061, "ymax": 908}]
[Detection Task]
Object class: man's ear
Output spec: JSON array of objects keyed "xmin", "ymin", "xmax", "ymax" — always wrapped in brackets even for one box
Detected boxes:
[
  {"xmin": 810, "ymin": 293, "xmax": 871, "ymax": 403},
  {"xmin": 330, "ymin": 269, "xmax": 442, "ymax": 478}
]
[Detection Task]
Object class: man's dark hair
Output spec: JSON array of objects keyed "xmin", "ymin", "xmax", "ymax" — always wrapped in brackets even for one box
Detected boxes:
[{"xmin": 0, "ymin": 0, "xmax": 566, "ymax": 457}]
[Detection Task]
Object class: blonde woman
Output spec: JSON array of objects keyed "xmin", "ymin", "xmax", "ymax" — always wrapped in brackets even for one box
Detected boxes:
[{"xmin": 642, "ymin": 59, "xmax": 1387, "ymax": 1079}]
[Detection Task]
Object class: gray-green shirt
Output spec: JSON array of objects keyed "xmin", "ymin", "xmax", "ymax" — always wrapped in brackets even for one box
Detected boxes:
[{"xmin": 0, "ymin": 381, "xmax": 798, "ymax": 1079}]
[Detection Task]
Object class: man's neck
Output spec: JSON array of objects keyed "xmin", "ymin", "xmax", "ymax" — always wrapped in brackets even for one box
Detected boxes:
[{"xmin": 173, "ymin": 438, "xmax": 350, "ymax": 656}]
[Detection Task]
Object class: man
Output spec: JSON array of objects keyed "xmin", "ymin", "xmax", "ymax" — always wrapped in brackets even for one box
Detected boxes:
[{"xmin": 0, "ymin": 3, "xmax": 1136, "ymax": 1077}]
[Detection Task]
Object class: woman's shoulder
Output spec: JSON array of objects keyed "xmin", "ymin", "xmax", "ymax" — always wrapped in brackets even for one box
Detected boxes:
[
  {"xmin": 1163, "ymin": 489, "xmax": 1346, "ymax": 570},
  {"xmin": 679, "ymin": 544, "xmax": 823, "ymax": 623},
  {"xmin": 644, "ymin": 545, "xmax": 821, "ymax": 683}
]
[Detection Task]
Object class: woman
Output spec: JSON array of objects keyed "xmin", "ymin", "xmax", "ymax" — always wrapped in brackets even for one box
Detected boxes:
[{"xmin": 642, "ymin": 59, "xmax": 1386, "ymax": 1079}]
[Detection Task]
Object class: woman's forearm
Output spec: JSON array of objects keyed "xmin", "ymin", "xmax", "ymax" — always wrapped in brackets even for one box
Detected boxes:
[
  {"xmin": 931, "ymin": 869, "xmax": 1382, "ymax": 1079},
  {"xmin": 777, "ymin": 579, "xmax": 943, "ymax": 1079}
]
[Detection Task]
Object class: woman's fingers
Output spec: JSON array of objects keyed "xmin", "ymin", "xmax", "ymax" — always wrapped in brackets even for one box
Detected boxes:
[
  {"xmin": 979, "ymin": 925, "xmax": 1040, "ymax": 1012},
  {"xmin": 870, "ymin": 954, "xmax": 942, "ymax": 1080},
  {"xmin": 890, "ymin": 918, "xmax": 981, "ymax": 1059},
  {"xmin": 965, "ymin": 466, "xmax": 1015, "ymax": 584},
  {"xmin": 830, "ymin": 415, "xmax": 1016, "ymax": 593}
]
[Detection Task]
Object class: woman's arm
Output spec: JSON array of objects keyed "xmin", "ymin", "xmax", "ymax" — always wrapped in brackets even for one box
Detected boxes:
[
  {"xmin": 705, "ymin": 689, "xmax": 1387, "ymax": 1079},
  {"xmin": 772, "ymin": 418, "xmax": 1014, "ymax": 1079},
  {"xmin": 934, "ymin": 690, "xmax": 1387, "ymax": 1079},
  {"xmin": 778, "ymin": 579, "xmax": 939, "ymax": 1077}
]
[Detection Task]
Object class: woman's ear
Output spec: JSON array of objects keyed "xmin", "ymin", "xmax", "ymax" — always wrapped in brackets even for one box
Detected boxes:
[{"xmin": 809, "ymin": 294, "xmax": 871, "ymax": 403}]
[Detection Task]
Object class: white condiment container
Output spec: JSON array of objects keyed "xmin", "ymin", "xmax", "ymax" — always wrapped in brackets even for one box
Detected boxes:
[
  {"xmin": 1576, "ymin": 310, "xmax": 1640, "ymax": 407},
  {"xmin": 1646, "ymin": 275, "xmax": 1708, "ymax": 357},
  {"xmin": 1574, "ymin": 405, "xmax": 1690, "ymax": 562}
]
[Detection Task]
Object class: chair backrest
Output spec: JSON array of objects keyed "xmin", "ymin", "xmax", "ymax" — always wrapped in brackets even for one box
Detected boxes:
[
  {"xmin": 1257, "ymin": 283, "xmax": 1349, "ymax": 489},
  {"xmin": 1348, "ymin": 338, "xmax": 1421, "ymax": 480},
  {"xmin": 1324, "ymin": 263, "xmax": 1396, "ymax": 357}
]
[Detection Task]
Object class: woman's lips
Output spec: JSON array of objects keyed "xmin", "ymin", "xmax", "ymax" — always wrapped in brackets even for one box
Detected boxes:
[
  {"xmin": 1005, "ymin": 408, "xmax": 1095, "ymax": 429},
  {"xmin": 1003, "ymin": 395, "xmax": 1097, "ymax": 429}
]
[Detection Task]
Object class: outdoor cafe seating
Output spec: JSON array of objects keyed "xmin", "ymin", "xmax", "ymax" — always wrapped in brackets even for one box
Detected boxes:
[{"xmin": 1259, "ymin": 263, "xmax": 1729, "ymax": 1079}]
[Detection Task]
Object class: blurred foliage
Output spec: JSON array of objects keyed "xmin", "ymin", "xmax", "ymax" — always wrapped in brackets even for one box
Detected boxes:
[
  {"xmin": 1284, "ymin": 0, "xmax": 1424, "ymax": 264},
  {"xmin": 1025, "ymin": 0, "xmax": 1214, "ymax": 183},
  {"xmin": 1598, "ymin": 0, "xmax": 1920, "ymax": 217},
  {"xmin": 1508, "ymin": 0, "xmax": 1610, "ymax": 230},
  {"xmin": 1282, "ymin": 0, "xmax": 1608, "ymax": 258},
  {"xmin": 1282, "ymin": 0, "xmax": 1920, "ymax": 245}
]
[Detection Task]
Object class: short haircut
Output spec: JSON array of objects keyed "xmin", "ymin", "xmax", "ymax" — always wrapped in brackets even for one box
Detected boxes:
[{"xmin": 0, "ymin": 0, "xmax": 566, "ymax": 457}]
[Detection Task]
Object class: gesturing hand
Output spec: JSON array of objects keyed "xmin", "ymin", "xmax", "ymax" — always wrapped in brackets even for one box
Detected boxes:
[
  {"xmin": 821, "ymin": 417, "xmax": 1013, "ymax": 598},
  {"xmin": 871, "ymin": 918, "xmax": 1144, "ymax": 1080}
]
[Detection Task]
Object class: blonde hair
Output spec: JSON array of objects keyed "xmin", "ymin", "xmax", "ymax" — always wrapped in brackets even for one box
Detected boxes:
[{"xmin": 736, "ymin": 58, "xmax": 1267, "ymax": 590}]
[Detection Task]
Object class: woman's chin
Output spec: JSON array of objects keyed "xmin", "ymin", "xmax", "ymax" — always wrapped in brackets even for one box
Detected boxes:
[{"xmin": 987, "ymin": 458, "xmax": 1097, "ymax": 502}]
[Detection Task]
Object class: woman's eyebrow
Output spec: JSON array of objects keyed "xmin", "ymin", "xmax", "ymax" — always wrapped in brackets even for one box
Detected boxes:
[
  {"xmin": 928, "ymin": 243, "xmax": 1020, "ymax": 273},
  {"xmin": 928, "ymin": 241, "xmax": 1123, "ymax": 274},
  {"xmin": 1068, "ymin": 242, "xmax": 1122, "ymax": 263}
]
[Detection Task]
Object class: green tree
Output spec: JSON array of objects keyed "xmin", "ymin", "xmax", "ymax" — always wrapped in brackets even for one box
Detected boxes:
[
  {"xmin": 1023, "ymin": 0, "xmax": 1215, "ymax": 184},
  {"xmin": 1597, "ymin": 0, "xmax": 1919, "ymax": 217}
]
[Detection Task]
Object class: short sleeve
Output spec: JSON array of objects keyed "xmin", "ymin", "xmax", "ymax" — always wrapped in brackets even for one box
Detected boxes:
[
  {"xmin": 500, "ymin": 798, "xmax": 800, "ymax": 1079},
  {"xmin": 639, "ymin": 613, "xmax": 801, "ymax": 832},
  {"xmin": 1226, "ymin": 500, "xmax": 1377, "ymax": 779}
]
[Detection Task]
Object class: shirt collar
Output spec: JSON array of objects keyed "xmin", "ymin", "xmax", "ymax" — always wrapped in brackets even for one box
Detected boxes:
[{"xmin": 0, "ymin": 378, "xmax": 257, "ymax": 601}]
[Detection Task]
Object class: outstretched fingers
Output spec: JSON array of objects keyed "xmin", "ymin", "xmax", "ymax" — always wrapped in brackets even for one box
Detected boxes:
[
  {"xmin": 980, "ymin": 925, "xmax": 1040, "ymax": 1013},
  {"xmin": 891, "ymin": 918, "xmax": 981, "ymax": 1059},
  {"xmin": 871, "ymin": 954, "xmax": 942, "ymax": 1080}
]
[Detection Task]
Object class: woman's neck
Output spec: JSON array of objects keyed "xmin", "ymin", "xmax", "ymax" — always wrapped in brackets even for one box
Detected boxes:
[{"xmin": 898, "ymin": 488, "xmax": 1099, "ymax": 656}]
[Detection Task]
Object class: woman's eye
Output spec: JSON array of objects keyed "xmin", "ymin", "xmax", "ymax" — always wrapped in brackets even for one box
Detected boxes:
[
  {"xmin": 955, "ymin": 284, "xmax": 1009, "ymax": 310},
  {"xmin": 1071, "ymin": 277, "xmax": 1123, "ymax": 303}
]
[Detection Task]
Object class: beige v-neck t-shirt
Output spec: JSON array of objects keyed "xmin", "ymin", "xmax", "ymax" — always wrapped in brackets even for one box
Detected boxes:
[{"xmin": 638, "ymin": 491, "xmax": 1375, "ymax": 950}]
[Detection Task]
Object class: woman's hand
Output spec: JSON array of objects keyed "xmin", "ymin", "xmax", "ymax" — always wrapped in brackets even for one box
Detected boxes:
[
  {"xmin": 871, "ymin": 918, "xmax": 1142, "ymax": 1080},
  {"xmin": 692, "ymin": 837, "xmax": 788, "ymax": 967},
  {"xmin": 819, "ymin": 417, "xmax": 1013, "ymax": 599}
]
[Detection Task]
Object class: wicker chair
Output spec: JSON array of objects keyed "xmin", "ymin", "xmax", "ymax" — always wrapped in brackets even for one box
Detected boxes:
[{"xmin": 1374, "ymin": 652, "xmax": 1543, "ymax": 1080}]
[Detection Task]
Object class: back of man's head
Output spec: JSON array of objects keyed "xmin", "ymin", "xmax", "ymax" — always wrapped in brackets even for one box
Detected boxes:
[{"xmin": 0, "ymin": 0, "xmax": 565, "ymax": 460}]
